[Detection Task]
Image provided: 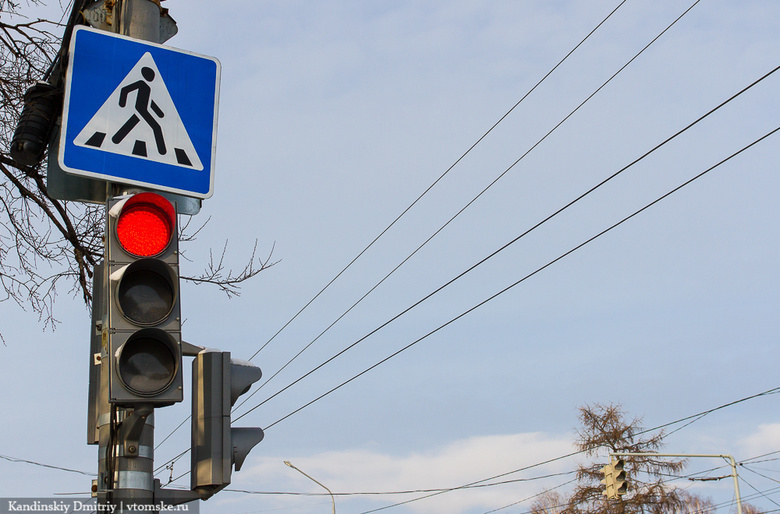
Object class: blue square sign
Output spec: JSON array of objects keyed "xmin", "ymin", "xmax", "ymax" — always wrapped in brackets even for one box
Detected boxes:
[{"xmin": 59, "ymin": 26, "xmax": 220, "ymax": 199}]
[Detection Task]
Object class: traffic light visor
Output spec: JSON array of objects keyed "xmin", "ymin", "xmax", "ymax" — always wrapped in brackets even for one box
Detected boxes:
[{"xmin": 116, "ymin": 192, "xmax": 175, "ymax": 257}]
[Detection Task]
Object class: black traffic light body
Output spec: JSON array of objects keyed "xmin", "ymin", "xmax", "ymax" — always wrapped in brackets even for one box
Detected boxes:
[
  {"xmin": 191, "ymin": 350, "xmax": 264, "ymax": 498},
  {"xmin": 105, "ymin": 192, "xmax": 183, "ymax": 406},
  {"xmin": 10, "ymin": 82, "xmax": 61, "ymax": 167}
]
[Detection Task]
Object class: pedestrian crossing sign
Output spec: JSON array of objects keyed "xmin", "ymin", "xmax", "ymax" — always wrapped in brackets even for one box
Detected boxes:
[{"xmin": 59, "ymin": 26, "xmax": 221, "ymax": 199}]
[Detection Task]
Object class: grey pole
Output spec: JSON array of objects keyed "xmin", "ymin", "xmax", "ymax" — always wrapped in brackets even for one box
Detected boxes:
[
  {"xmin": 95, "ymin": 1, "xmax": 163, "ymax": 510},
  {"xmin": 111, "ymin": 408, "xmax": 156, "ymax": 510},
  {"xmin": 119, "ymin": 0, "xmax": 161, "ymax": 42}
]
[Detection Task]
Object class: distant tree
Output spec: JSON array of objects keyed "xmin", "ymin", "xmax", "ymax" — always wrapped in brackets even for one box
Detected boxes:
[
  {"xmin": 1, "ymin": 1, "xmax": 274, "ymax": 336},
  {"xmin": 530, "ymin": 404, "xmax": 765, "ymax": 513},
  {"xmin": 742, "ymin": 503, "xmax": 764, "ymax": 514},
  {"xmin": 568, "ymin": 402, "xmax": 688, "ymax": 513},
  {"xmin": 673, "ymin": 491, "xmax": 716, "ymax": 513},
  {"xmin": 529, "ymin": 490, "xmax": 566, "ymax": 514},
  {"xmin": 530, "ymin": 403, "xmax": 707, "ymax": 514}
]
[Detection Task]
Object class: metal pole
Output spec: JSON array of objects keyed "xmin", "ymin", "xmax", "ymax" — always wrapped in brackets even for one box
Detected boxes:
[
  {"xmin": 111, "ymin": 408, "xmax": 156, "ymax": 511},
  {"xmin": 285, "ymin": 461, "xmax": 336, "ymax": 514},
  {"xmin": 610, "ymin": 452, "xmax": 743, "ymax": 514},
  {"xmin": 119, "ymin": 0, "xmax": 161, "ymax": 42},
  {"xmin": 96, "ymin": 1, "xmax": 162, "ymax": 510}
]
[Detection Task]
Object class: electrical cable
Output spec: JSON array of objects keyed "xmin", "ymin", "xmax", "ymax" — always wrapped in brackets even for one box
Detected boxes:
[
  {"xmin": 161, "ymin": 0, "xmax": 712, "ymax": 459},
  {"xmin": 246, "ymin": 0, "xmax": 630, "ymax": 363},
  {"xmin": 426, "ymin": 448, "xmax": 780, "ymax": 514},
  {"xmin": 646, "ymin": 387, "xmax": 780, "ymax": 436},
  {"xmin": 232, "ymin": 60, "xmax": 780, "ymax": 422},
  {"xmin": 151, "ymin": 60, "xmax": 780, "ymax": 478},
  {"xmin": 739, "ymin": 471, "xmax": 780, "ymax": 509},
  {"xmin": 742, "ymin": 450, "xmax": 780, "ymax": 464},
  {"xmin": 153, "ymin": 0, "xmax": 634, "ymax": 453},
  {"xmin": 153, "ymin": 448, "xmax": 189, "ymax": 475},
  {"xmin": 297, "ymin": 123, "xmax": 780, "ymax": 508},
  {"xmin": 42, "ymin": 0, "xmax": 89, "ymax": 83},
  {"xmin": 742, "ymin": 464, "xmax": 780, "ymax": 486},
  {"xmin": 480, "ymin": 478, "xmax": 580, "ymax": 514},
  {"xmin": 154, "ymin": 417, "xmax": 188, "ymax": 450},
  {"xmin": 0, "ymin": 453, "xmax": 95, "ymax": 477},
  {"xmin": 221, "ymin": 453, "xmax": 780, "ymax": 514},
  {"xmin": 233, "ymin": 0, "xmax": 707, "ymax": 415},
  {"xmin": 155, "ymin": 0, "xmax": 635, "ymax": 451},
  {"xmin": 152, "ymin": 387, "xmax": 780, "ymax": 506},
  {"xmin": 222, "ymin": 470, "xmax": 578, "ymax": 497}
]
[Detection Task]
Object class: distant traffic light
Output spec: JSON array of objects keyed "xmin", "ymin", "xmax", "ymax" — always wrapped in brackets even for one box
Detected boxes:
[
  {"xmin": 105, "ymin": 192, "xmax": 183, "ymax": 406},
  {"xmin": 191, "ymin": 350, "xmax": 264, "ymax": 498},
  {"xmin": 613, "ymin": 458, "xmax": 628, "ymax": 496},
  {"xmin": 602, "ymin": 458, "xmax": 628, "ymax": 499}
]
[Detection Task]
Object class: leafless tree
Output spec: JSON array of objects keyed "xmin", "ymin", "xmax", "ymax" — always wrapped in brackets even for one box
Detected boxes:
[
  {"xmin": 567, "ymin": 403, "xmax": 688, "ymax": 514},
  {"xmin": 673, "ymin": 492, "xmax": 716, "ymax": 513},
  {"xmin": 0, "ymin": 0, "xmax": 274, "ymax": 337},
  {"xmin": 529, "ymin": 403, "xmax": 747, "ymax": 514},
  {"xmin": 530, "ymin": 490, "xmax": 567, "ymax": 514}
]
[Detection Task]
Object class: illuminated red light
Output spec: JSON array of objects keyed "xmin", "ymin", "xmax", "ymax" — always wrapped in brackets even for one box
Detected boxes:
[{"xmin": 116, "ymin": 193, "xmax": 175, "ymax": 257}]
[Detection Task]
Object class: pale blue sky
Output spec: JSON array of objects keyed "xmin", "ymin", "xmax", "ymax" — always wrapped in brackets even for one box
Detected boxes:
[{"xmin": 1, "ymin": 0, "xmax": 779, "ymax": 512}]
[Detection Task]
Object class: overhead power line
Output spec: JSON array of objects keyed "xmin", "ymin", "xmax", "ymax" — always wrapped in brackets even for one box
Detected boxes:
[
  {"xmin": 151, "ymin": 0, "xmax": 634, "ymax": 455},
  {"xmin": 232, "ymin": 59, "xmax": 780, "ymax": 423},
  {"xmin": 366, "ymin": 386, "xmax": 780, "ymax": 512},
  {"xmin": 246, "ymin": 0, "xmax": 630, "ymax": 363},
  {"xmin": 233, "ymin": 0, "xmax": 711, "ymax": 416},
  {"xmin": 256, "ymin": 123, "xmax": 780, "ymax": 433},
  {"xmin": 154, "ymin": 386, "xmax": 780, "ymax": 503},
  {"xmin": 224, "ymin": 470, "xmax": 577, "ymax": 497},
  {"xmin": 0, "ymin": 453, "xmax": 95, "ymax": 477}
]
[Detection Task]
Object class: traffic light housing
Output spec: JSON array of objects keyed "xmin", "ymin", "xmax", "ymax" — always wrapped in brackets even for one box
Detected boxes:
[
  {"xmin": 601, "ymin": 462, "xmax": 615, "ymax": 499},
  {"xmin": 105, "ymin": 192, "xmax": 183, "ymax": 406},
  {"xmin": 191, "ymin": 350, "xmax": 264, "ymax": 498},
  {"xmin": 10, "ymin": 81, "xmax": 61, "ymax": 167},
  {"xmin": 613, "ymin": 458, "xmax": 628, "ymax": 496},
  {"xmin": 602, "ymin": 458, "xmax": 628, "ymax": 499}
]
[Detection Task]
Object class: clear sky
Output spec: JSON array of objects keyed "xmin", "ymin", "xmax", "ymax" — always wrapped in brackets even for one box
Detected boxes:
[{"xmin": 1, "ymin": 0, "xmax": 779, "ymax": 512}]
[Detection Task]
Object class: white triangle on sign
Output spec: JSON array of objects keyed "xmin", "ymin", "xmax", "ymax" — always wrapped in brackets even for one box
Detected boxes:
[{"xmin": 74, "ymin": 52, "xmax": 204, "ymax": 171}]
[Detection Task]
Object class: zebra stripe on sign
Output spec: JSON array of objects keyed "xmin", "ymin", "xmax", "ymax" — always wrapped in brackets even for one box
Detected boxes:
[{"xmin": 74, "ymin": 51, "xmax": 203, "ymax": 171}]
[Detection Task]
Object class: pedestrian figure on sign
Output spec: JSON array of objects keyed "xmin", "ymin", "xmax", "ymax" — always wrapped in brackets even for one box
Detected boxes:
[{"xmin": 112, "ymin": 66, "xmax": 167, "ymax": 156}]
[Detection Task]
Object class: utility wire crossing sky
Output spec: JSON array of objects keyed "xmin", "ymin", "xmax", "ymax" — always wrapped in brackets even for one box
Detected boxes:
[{"xmin": 1, "ymin": 0, "xmax": 779, "ymax": 513}]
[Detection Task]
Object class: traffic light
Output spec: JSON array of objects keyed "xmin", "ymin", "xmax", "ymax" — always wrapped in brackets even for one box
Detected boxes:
[
  {"xmin": 10, "ymin": 82, "xmax": 61, "ymax": 167},
  {"xmin": 613, "ymin": 458, "xmax": 628, "ymax": 496},
  {"xmin": 601, "ymin": 462, "xmax": 615, "ymax": 499},
  {"xmin": 105, "ymin": 192, "xmax": 183, "ymax": 406},
  {"xmin": 602, "ymin": 458, "xmax": 628, "ymax": 499},
  {"xmin": 191, "ymin": 350, "xmax": 264, "ymax": 498}
]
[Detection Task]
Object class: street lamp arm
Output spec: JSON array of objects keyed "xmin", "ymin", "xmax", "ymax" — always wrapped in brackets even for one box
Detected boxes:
[{"xmin": 284, "ymin": 460, "xmax": 336, "ymax": 514}]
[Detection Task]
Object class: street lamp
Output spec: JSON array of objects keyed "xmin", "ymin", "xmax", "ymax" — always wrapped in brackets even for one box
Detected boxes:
[{"xmin": 284, "ymin": 460, "xmax": 336, "ymax": 514}]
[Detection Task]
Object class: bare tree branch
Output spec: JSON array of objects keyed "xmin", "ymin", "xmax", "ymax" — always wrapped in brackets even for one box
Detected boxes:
[
  {"xmin": 181, "ymin": 240, "xmax": 278, "ymax": 298},
  {"xmin": 0, "ymin": 1, "xmax": 274, "ymax": 339}
]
